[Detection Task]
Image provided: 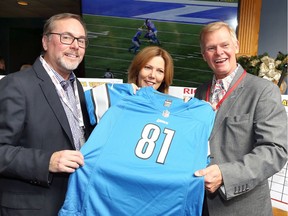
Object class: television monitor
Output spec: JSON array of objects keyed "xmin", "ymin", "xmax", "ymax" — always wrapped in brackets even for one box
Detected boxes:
[{"xmin": 81, "ymin": 0, "xmax": 239, "ymax": 87}]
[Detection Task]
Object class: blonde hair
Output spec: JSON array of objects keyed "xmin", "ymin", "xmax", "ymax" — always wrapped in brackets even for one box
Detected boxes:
[
  {"xmin": 128, "ymin": 46, "xmax": 174, "ymax": 94},
  {"xmin": 199, "ymin": 21, "xmax": 238, "ymax": 53}
]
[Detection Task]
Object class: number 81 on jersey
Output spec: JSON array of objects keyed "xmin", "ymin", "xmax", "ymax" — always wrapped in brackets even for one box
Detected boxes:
[{"xmin": 135, "ymin": 124, "xmax": 175, "ymax": 164}]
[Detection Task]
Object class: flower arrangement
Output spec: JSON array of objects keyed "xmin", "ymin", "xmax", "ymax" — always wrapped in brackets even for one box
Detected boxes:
[{"xmin": 237, "ymin": 52, "xmax": 288, "ymax": 94}]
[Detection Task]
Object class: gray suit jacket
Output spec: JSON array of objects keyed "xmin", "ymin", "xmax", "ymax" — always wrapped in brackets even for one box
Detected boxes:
[
  {"xmin": 0, "ymin": 58, "xmax": 93, "ymax": 216},
  {"xmin": 195, "ymin": 65, "xmax": 287, "ymax": 216}
]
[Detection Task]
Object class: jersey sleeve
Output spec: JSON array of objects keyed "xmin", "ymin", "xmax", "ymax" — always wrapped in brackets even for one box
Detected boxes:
[{"xmin": 85, "ymin": 83, "xmax": 134, "ymax": 126}]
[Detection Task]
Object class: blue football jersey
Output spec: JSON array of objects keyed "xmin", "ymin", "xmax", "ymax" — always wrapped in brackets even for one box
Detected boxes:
[
  {"xmin": 132, "ymin": 30, "xmax": 142, "ymax": 42},
  {"xmin": 59, "ymin": 86, "xmax": 215, "ymax": 216}
]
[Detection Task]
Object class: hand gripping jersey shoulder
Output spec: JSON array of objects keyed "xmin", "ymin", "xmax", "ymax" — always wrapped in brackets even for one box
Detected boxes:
[{"xmin": 60, "ymin": 87, "xmax": 215, "ymax": 216}]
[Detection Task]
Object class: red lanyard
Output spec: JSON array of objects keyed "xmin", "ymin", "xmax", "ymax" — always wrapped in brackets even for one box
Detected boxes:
[{"xmin": 206, "ymin": 71, "xmax": 247, "ymax": 110}]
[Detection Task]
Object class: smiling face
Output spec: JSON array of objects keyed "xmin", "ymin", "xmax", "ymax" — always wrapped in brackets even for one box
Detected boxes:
[
  {"xmin": 202, "ymin": 26, "xmax": 239, "ymax": 79},
  {"xmin": 137, "ymin": 56, "xmax": 165, "ymax": 90},
  {"xmin": 42, "ymin": 18, "xmax": 86, "ymax": 79}
]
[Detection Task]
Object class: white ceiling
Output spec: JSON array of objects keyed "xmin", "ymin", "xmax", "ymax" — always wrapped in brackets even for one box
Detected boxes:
[{"xmin": 0, "ymin": 0, "xmax": 81, "ymax": 18}]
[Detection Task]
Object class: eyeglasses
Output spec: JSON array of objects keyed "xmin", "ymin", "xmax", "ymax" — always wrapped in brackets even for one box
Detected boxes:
[{"xmin": 48, "ymin": 32, "xmax": 88, "ymax": 48}]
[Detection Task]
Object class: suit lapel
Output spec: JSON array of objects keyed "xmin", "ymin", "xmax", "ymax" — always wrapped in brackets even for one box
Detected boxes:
[
  {"xmin": 210, "ymin": 66, "xmax": 246, "ymax": 139},
  {"xmin": 33, "ymin": 58, "xmax": 74, "ymax": 146}
]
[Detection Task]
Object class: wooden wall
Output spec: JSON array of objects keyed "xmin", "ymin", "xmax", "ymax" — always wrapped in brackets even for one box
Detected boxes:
[{"xmin": 237, "ymin": 0, "xmax": 262, "ymax": 56}]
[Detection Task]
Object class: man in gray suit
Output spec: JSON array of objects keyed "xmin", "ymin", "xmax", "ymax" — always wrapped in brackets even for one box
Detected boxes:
[
  {"xmin": 0, "ymin": 13, "xmax": 93, "ymax": 215},
  {"xmin": 194, "ymin": 21, "xmax": 287, "ymax": 216}
]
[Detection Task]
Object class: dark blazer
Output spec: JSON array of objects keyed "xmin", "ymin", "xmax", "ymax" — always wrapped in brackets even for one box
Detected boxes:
[
  {"xmin": 195, "ymin": 65, "xmax": 287, "ymax": 216},
  {"xmin": 0, "ymin": 58, "xmax": 93, "ymax": 216}
]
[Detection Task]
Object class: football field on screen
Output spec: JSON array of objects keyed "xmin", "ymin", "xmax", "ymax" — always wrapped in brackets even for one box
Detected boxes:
[
  {"xmin": 82, "ymin": 0, "xmax": 238, "ymax": 87},
  {"xmin": 84, "ymin": 15, "xmax": 210, "ymax": 87}
]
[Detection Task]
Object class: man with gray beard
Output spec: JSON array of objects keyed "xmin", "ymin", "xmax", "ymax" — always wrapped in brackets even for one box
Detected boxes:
[{"xmin": 0, "ymin": 13, "xmax": 93, "ymax": 216}]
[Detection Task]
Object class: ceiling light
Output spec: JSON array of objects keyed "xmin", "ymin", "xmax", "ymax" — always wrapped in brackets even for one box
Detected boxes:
[{"xmin": 17, "ymin": 1, "xmax": 29, "ymax": 6}]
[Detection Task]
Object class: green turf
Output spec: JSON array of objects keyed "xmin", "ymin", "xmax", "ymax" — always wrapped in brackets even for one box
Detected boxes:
[{"xmin": 83, "ymin": 15, "xmax": 213, "ymax": 87}]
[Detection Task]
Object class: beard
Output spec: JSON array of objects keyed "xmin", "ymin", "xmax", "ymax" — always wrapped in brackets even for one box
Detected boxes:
[{"xmin": 58, "ymin": 55, "xmax": 83, "ymax": 71}]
